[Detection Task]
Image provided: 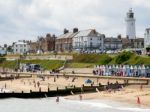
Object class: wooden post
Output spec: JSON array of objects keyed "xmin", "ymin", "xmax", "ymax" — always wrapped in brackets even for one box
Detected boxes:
[
  {"xmin": 57, "ymin": 87, "xmax": 59, "ymax": 91},
  {"xmin": 99, "ymin": 83, "xmax": 101, "ymax": 86},
  {"xmin": 39, "ymin": 87, "xmax": 41, "ymax": 92},
  {"xmin": 22, "ymin": 91, "xmax": 24, "ymax": 93},
  {"xmin": 82, "ymin": 84, "xmax": 84, "ymax": 87},
  {"xmin": 65, "ymin": 86, "xmax": 67, "ymax": 90},
  {"xmin": 30, "ymin": 90, "xmax": 32, "ymax": 93},
  {"xmin": 48, "ymin": 87, "xmax": 50, "ymax": 92},
  {"xmin": 146, "ymin": 80, "xmax": 149, "ymax": 85}
]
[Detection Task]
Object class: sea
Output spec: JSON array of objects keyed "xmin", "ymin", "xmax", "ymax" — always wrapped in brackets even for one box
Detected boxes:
[{"xmin": 0, "ymin": 97, "xmax": 149, "ymax": 112}]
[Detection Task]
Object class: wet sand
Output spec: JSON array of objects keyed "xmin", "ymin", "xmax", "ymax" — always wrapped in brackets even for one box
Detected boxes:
[{"xmin": 65, "ymin": 85, "xmax": 150, "ymax": 108}]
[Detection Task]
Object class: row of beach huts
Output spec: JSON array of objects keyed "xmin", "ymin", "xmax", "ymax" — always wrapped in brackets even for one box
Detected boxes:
[{"xmin": 93, "ymin": 65, "xmax": 150, "ymax": 77}]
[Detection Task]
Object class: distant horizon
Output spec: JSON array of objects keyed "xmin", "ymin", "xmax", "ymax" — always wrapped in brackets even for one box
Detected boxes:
[{"xmin": 0, "ymin": 0, "xmax": 149, "ymax": 45}]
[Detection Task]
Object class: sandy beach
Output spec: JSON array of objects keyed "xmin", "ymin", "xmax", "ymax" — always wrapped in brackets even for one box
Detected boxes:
[{"xmin": 0, "ymin": 73, "xmax": 150, "ymax": 108}]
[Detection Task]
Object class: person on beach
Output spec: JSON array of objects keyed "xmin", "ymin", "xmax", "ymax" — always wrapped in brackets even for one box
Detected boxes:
[
  {"xmin": 56, "ymin": 96, "xmax": 59, "ymax": 103},
  {"xmin": 4, "ymin": 83, "xmax": 6, "ymax": 89},
  {"xmin": 37, "ymin": 81, "xmax": 40, "ymax": 88},
  {"xmin": 34, "ymin": 83, "xmax": 36, "ymax": 88},
  {"xmin": 140, "ymin": 84, "xmax": 143, "ymax": 91},
  {"xmin": 79, "ymin": 94, "xmax": 82, "ymax": 101}
]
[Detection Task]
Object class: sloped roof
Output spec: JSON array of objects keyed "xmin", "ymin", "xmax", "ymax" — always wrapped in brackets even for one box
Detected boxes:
[
  {"xmin": 74, "ymin": 29, "xmax": 96, "ymax": 37},
  {"xmin": 57, "ymin": 32, "xmax": 78, "ymax": 39},
  {"xmin": 14, "ymin": 42, "xmax": 28, "ymax": 45},
  {"xmin": 104, "ymin": 37, "xmax": 122, "ymax": 42}
]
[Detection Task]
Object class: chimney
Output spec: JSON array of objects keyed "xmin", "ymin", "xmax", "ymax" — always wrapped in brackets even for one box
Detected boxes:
[
  {"xmin": 117, "ymin": 34, "xmax": 121, "ymax": 39},
  {"xmin": 64, "ymin": 28, "xmax": 69, "ymax": 34},
  {"xmin": 46, "ymin": 33, "xmax": 51, "ymax": 37},
  {"xmin": 73, "ymin": 28, "xmax": 78, "ymax": 33}
]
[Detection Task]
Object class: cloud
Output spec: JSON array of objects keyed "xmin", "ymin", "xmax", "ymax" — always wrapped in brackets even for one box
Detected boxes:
[{"xmin": 0, "ymin": 0, "xmax": 149, "ymax": 45}]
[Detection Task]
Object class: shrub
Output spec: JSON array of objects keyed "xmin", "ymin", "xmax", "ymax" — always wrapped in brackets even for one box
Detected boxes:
[
  {"xmin": 115, "ymin": 51, "xmax": 133, "ymax": 64},
  {"xmin": 73, "ymin": 54, "xmax": 112, "ymax": 64},
  {"xmin": 0, "ymin": 57, "xmax": 6, "ymax": 63}
]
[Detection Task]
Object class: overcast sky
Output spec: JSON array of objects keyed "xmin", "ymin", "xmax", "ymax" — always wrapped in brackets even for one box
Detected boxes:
[{"xmin": 0, "ymin": 0, "xmax": 150, "ymax": 45}]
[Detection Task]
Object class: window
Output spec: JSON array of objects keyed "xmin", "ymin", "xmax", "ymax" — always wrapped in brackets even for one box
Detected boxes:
[
  {"xmin": 90, "ymin": 42, "xmax": 93, "ymax": 46},
  {"xmin": 90, "ymin": 38, "xmax": 92, "ymax": 40},
  {"xmin": 98, "ymin": 37, "xmax": 101, "ymax": 40},
  {"xmin": 16, "ymin": 45, "xmax": 17, "ymax": 47},
  {"xmin": 24, "ymin": 45, "xmax": 26, "ymax": 47},
  {"xmin": 16, "ymin": 49, "xmax": 17, "ymax": 51}
]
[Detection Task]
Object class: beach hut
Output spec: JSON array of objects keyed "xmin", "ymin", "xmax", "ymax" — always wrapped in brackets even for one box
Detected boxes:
[
  {"xmin": 111, "ymin": 65, "xmax": 115, "ymax": 76},
  {"xmin": 123, "ymin": 65, "xmax": 127, "ymax": 76},
  {"xmin": 146, "ymin": 66, "xmax": 150, "ymax": 77},
  {"xmin": 141, "ymin": 65, "xmax": 146, "ymax": 77},
  {"xmin": 137, "ymin": 65, "xmax": 142, "ymax": 77},
  {"xmin": 126, "ymin": 65, "xmax": 130, "ymax": 77},
  {"xmin": 133, "ymin": 65, "xmax": 138, "ymax": 77},
  {"xmin": 115, "ymin": 65, "xmax": 119, "ymax": 76},
  {"xmin": 130, "ymin": 65, "xmax": 134, "ymax": 77},
  {"xmin": 119, "ymin": 65, "xmax": 123, "ymax": 76},
  {"xmin": 105, "ymin": 65, "xmax": 109, "ymax": 76},
  {"xmin": 108, "ymin": 65, "xmax": 112, "ymax": 76},
  {"xmin": 102, "ymin": 65, "xmax": 105, "ymax": 76}
]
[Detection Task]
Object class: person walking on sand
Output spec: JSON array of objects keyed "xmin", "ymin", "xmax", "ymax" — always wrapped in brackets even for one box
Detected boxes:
[
  {"xmin": 79, "ymin": 94, "xmax": 82, "ymax": 101},
  {"xmin": 140, "ymin": 84, "xmax": 143, "ymax": 91},
  {"xmin": 56, "ymin": 96, "xmax": 59, "ymax": 103},
  {"xmin": 4, "ymin": 83, "xmax": 6, "ymax": 89},
  {"xmin": 37, "ymin": 81, "xmax": 40, "ymax": 88}
]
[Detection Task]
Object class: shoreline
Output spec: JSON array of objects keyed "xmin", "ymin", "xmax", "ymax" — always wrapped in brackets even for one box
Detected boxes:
[
  {"xmin": 64, "ymin": 85, "xmax": 150, "ymax": 108},
  {"xmin": 0, "ymin": 73, "xmax": 149, "ymax": 109}
]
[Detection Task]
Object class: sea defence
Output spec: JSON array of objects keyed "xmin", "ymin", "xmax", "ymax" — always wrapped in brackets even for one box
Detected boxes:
[{"xmin": 0, "ymin": 83, "xmax": 124, "ymax": 98}]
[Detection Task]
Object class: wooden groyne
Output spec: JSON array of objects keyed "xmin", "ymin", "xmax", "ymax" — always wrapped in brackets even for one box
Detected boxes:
[{"xmin": 0, "ymin": 84, "xmax": 124, "ymax": 98}]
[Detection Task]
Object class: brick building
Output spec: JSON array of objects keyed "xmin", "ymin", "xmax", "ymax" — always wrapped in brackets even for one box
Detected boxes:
[
  {"xmin": 30, "ymin": 34, "xmax": 56, "ymax": 53},
  {"xmin": 55, "ymin": 28, "xmax": 78, "ymax": 52}
]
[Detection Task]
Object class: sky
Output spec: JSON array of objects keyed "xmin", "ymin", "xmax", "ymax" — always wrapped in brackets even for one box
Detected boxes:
[{"xmin": 0, "ymin": 0, "xmax": 150, "ymax": 45}]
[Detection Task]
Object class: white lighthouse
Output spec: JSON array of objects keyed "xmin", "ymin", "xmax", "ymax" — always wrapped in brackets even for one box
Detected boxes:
[{"xmin": 125, "ymin": 8, "xmax": 136, "ymax": 39}]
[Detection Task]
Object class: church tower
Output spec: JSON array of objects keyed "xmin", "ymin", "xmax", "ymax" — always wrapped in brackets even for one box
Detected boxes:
[{"xmin": 125, "ymin": 8, "xmax": 136, "ymax": 39}]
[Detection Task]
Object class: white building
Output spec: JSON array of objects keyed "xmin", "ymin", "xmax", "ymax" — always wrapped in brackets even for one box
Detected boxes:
[
  {"xmin": 12, "ymin": 41, "xmax": 30, "ymax": 54},
  {"xmin": 144, "ymin": 28, "xmax": 150, "ymax": 48},
  {"xmin": 104, "ymin": 37, "xmax": 122, "ymax": 50},
  {"xmin": 0, "ymin": 46, "xmax": 7, "ymax": 55},
  {"xmin": 73, "ymin": 29, "xmax": 104, "ymax": 51},
  {"xmin": 125, "ymin": 8, "xmax": 136, "ymax": 39}
]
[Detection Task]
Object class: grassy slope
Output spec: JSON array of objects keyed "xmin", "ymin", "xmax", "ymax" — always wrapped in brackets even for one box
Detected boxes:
[
  {"xmin": 68, "ymin": 52, "xmax": 150, "ymax": 68},
  {"xmin": 1, "ymin": 52, "xmax": 150, "ymax": 69},
  {"xmin": 0, "ymin": 60, "xmax": 64, "ymax": 70},
  {"xmin": 20, "ymin": 60, "xmax": 64, "ymax": 70}
]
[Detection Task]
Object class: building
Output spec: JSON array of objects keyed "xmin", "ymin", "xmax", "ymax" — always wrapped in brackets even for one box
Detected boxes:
[
  {"xmin": 29, "ymin": 41, "xmax": 38, "ymax": 53},
  {"xmin": 144, "ymin": 28, "xmax": 150, "ymax": 48},
  {"xmin": 55, "ymin": 28, "xmax": 78, "ymax": 52},
  {"xmin": 130, "ymin": 38, "xmax": 144, "ymax": 48},
  {"xmin": 104, "ymin": 37, "xmax": 122, "ymax": 50},
  {"xmin": 125, "ymin": 8, "xmax": 136, "ymax": 39},
  {"xmin": 0, "ymin": 46, "xmax": 7, "ymax": 55},
  {"xmin": 122, "ymin": 37, "xmax": 144, "ymax": 49},
  {"xmin": 73, "ymin": 29, "xmax": 105, "ymax": 51},
  {"xmin": 12, "ymin": 41, "xmax": 30, "ymax": 54},
  {"xmin": 30, "ymin": 34, "xmax": 56, "ymax": 53}
]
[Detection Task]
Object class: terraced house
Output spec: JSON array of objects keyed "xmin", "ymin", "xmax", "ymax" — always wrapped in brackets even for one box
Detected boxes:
[
  {"xmin": 73, "ymin": 29, "xmax": 105, "ymax": 52},
  {"xmin": 55, "ymin": 28, "xmax": 78, "ymax": 52}
]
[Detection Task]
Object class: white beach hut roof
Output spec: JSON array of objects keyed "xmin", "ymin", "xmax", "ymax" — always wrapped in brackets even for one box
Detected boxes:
[{"xmin": 130, "ymin": 65, "xmax": 133, "ymax": 69}]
